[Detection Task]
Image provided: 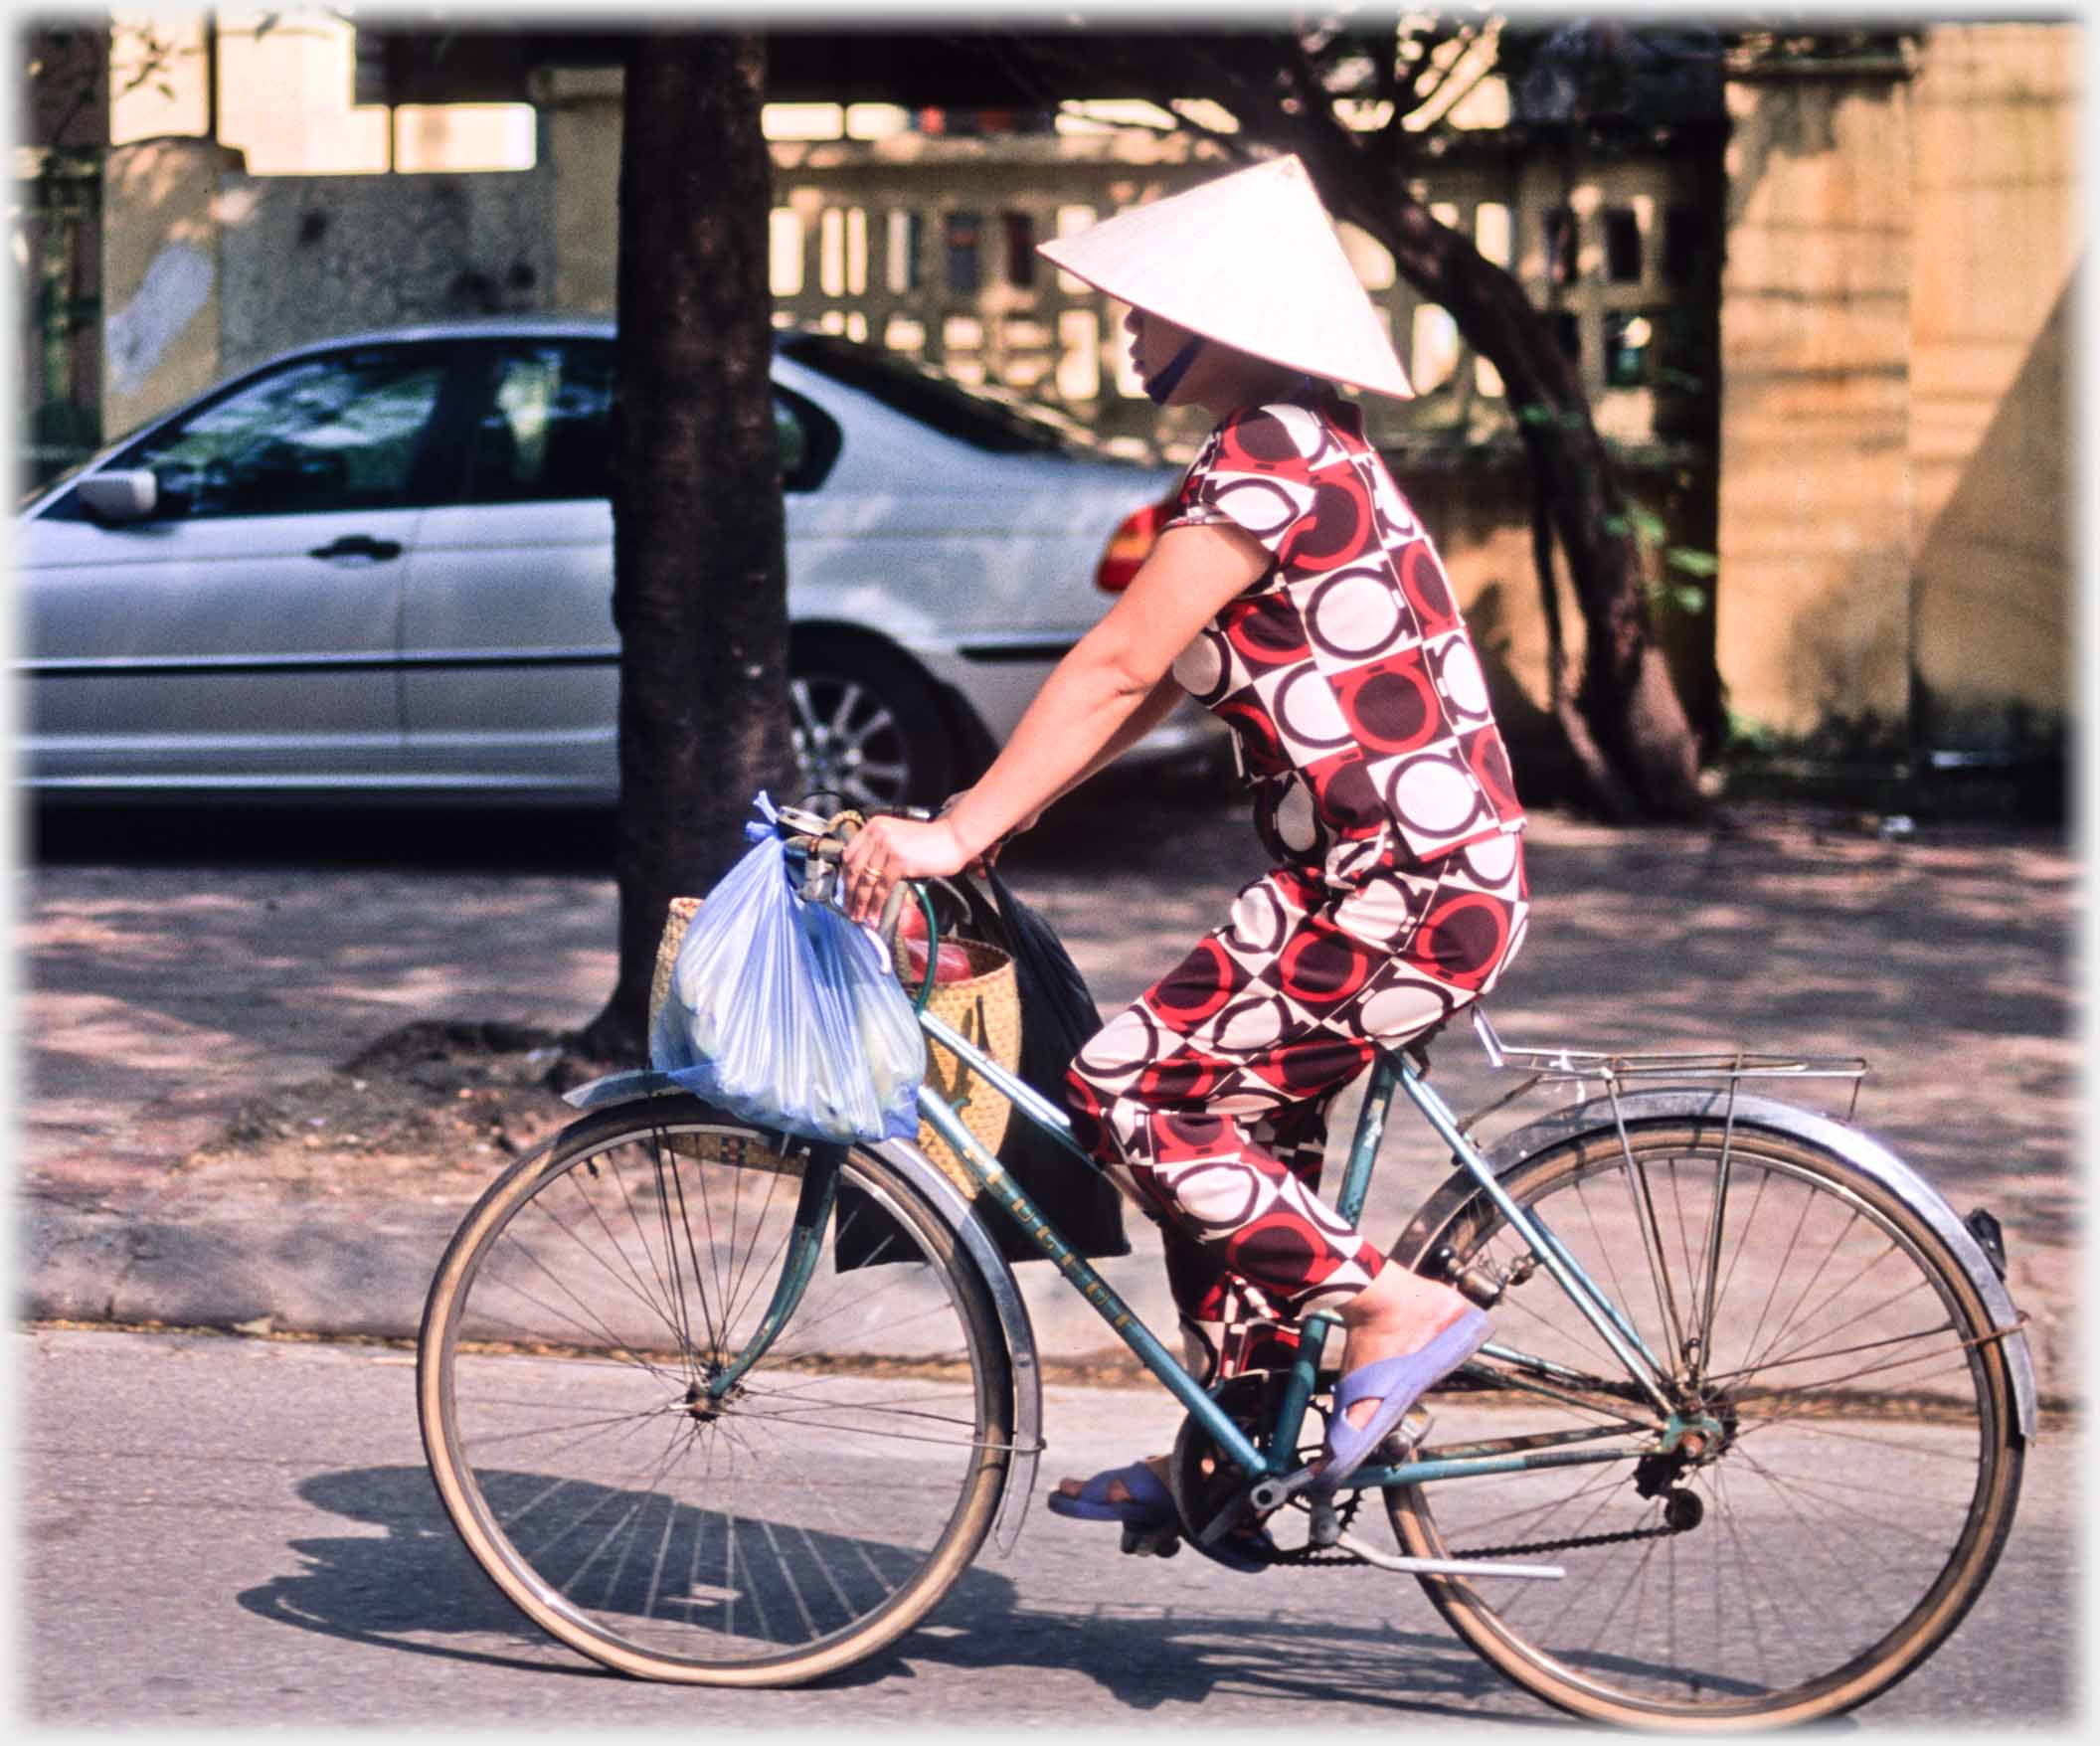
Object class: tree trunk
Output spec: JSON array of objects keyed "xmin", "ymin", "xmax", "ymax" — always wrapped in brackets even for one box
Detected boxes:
[{"xmin": 578, "ymin": 32, "xmax": 796, "ymax": 1061}]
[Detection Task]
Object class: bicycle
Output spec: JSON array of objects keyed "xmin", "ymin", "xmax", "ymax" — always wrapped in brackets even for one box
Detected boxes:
[{"xmin": 416, "ymin": 802, "xmax": 2034, "ymax": 1728}]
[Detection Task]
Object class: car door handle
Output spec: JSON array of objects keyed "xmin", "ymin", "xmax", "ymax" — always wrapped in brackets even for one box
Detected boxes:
[{"xmin": 308, "ymin": 535, "xmax": 403, "ymax": 562}]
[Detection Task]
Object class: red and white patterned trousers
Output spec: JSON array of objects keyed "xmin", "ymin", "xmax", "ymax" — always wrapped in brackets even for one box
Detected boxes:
[{"xmin": 1064, "ymin": 826, "xmax": 1529, "ymax": 1383}]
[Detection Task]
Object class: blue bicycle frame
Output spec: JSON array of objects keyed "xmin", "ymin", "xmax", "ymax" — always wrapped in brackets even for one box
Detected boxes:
[{"xmin": 904, "ymin": 1002, "xmax": 1677, "ymax": 1496}]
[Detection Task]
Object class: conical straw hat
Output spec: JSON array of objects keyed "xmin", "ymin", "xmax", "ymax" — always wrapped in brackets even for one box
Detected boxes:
[{"xmin": 1038, "ymin": 154, "xmax": 1414, "ymax": 400}]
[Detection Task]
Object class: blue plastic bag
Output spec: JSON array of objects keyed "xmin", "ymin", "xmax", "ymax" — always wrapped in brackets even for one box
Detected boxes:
[{"xmin": 644, "ymin": 797, "xmax": 927, "ymax": 1145}]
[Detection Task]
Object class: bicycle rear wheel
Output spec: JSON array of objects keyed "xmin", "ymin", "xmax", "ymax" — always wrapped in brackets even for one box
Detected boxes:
[
  {"xmin": 1388, "ymin": 1120, "xmax": 2022, "ymax": 1729},
  {"xmin": 419, "ymin": 1095, "xmax": 1013, "ymax": 1686}
]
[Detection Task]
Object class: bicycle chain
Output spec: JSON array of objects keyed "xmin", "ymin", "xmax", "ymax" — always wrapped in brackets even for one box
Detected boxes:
[
  {"xmin": 1279, "ymin": 1515, "xmax": 1691, "ymax": 1568},
  {"xmin": 1446, "ymin": 1517, "xmax": 1691, "ymax": 1561}
]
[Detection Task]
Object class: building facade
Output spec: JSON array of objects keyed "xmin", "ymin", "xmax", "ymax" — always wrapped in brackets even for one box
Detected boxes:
[{"xmin": 17, "ymin": 16, "xmax": 2078, "ymax": 781}]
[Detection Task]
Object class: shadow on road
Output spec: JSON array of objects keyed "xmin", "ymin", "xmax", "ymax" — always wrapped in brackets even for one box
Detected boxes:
[
  {"xmin": 24, "ymin": 770, "xmax": 1238, "ymax": 879},
  {"xmin": 236, "ymin": 1463, "xmax": 1575, "ymax": 1721},
  {"xmin": 29, "ymin": 802, "xmax": 622, "ymax": 874}
]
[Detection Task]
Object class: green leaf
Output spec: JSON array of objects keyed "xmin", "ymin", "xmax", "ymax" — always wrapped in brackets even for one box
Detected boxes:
[
  {"xmin": 1668, "ymin": 583, "xmax": 1709, "ymax": 613},
  {"xmin": 1664, "ymin": 545, "xmax": 1719, "ymax": 578}
]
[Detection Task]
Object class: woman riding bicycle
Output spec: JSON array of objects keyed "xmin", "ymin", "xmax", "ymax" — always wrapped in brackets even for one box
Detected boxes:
[{"xmin": 841, "ymin": 155, "xmax": 1529, "ymax": 1533}]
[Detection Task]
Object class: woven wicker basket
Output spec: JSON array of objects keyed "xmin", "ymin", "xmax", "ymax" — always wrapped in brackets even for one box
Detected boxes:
[
  {"xmin": 648, "ymin": 896, "xmax": 706, "ymax": 1042},
  {"xmin": 903, "ymin": 936, "xmax": 1020, "ymax": 1208},
  {"xmin": 645, "ymin": 897, "xmax": 1020, "ymax": 1193},
  {"xmin": 645, "ymin": 897, "xmax": 711, "ymax": 1163}
]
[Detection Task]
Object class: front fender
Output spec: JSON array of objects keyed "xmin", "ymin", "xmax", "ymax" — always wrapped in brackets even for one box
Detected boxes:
[
  {"xmin": 1391, "ymin": 1088, "xmax": 2037, "ymax": 1442},
  {"xmin": 869, "ymin": 1135, "xmax": 1044, "ymax": 1554}
]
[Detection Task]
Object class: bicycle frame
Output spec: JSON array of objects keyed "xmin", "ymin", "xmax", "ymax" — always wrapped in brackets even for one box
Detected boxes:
[{"xmin": 893, "ymin": 1002, "xmax": 1672, "ymax": 1496}]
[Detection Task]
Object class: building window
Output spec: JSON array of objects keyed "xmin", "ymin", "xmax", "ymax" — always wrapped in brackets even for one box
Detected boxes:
[
  {"xmin": 1550, "ymin": 310, "xmax": 1581, "ymax": 364},
  {"xmin": 1602, "ymin": 311, "xmax": 1654, "ymax": 388},
  {"xmin": 945, "ymin": 212, "xmax": 981, "ymax": 294},
  {"xmin": 1604, "ymin": 206, "xmax": 1643, "ymax": 283},
  {"xmin": 1541, "ymin": 207, "xmax": 1577, "ymax": 286},
  {"xmin": 1002, "ymin": 212, "xmax": 1037, "ymax": 287}
]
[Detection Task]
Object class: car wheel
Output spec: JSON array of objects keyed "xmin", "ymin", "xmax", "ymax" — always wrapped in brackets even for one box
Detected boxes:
[{"xmin": 788, "ymin": 637, "xmax": 956, "ymax": 813}]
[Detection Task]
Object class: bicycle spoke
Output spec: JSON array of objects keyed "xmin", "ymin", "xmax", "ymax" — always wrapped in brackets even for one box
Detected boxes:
[
  {"xmin": 424, "ymin": 1109, "xmax": 1007, "ymax": 1681},
  {"xmin": 1388, "ymin": 1122, "xmax": 2017, "ymax": 1724}
]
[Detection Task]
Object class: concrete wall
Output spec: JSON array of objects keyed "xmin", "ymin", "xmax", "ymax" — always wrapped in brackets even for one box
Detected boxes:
[
  {"xmin": 1716, "ymin": 25, "xmax": 2077, "ymax": 755},
  {"xmin": 216, "ymin": 167, "xmax": 554, "ymax": 377},
  {"xmin": 1715, "ymin": 58, "xmax": 1917, "ymax": 747},
  {"xmin": 535, "ymin": 67, "xmax": 620, "ymax": 313},
  {"xmin": 1907, "ymin": 24, "xmax": 2077, "ymax": 752},
  {"xmin": 101, "ymin": 139, "xmax": 556, "ymax": 417},
  {"xmin": 99, "ymin": 136, "xmax": 240, "ymax": 438}
]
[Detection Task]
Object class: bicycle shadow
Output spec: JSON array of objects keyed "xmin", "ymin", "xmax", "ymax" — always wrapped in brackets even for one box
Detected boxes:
[
  {"xmin": 238, "ymin": 1465, "xmax": 1846, "ymax": 1726},
  {"xmin": 239, "ymin": 1463, "xmax": 1055, "ymax": 1686}
]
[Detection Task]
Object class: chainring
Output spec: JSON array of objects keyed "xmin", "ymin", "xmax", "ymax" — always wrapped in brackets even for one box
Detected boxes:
[{"xmin": 1167, "ymin": 1371, "xmax": 1365, "ymax": 1569}]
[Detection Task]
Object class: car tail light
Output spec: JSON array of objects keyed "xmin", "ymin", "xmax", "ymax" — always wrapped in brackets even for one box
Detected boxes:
[{"xmin": 1095, "ymin": 497, "xmax": 1174, "ymax": 594}]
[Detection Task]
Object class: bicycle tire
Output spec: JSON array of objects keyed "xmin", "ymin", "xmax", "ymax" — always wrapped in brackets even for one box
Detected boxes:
[
  {"xmin": 1386, "ymin": 1119, "xmax": 2023, "ymax": 1729},
  {"xmin": 418, "ymin": 1095, "xmax": 1014, "ymax": 1686}
]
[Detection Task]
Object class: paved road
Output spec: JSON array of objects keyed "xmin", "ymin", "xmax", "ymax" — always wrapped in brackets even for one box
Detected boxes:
[{"xmin": 21, "ymin": 1327, "xmax": 2076, "ymax": 1730}]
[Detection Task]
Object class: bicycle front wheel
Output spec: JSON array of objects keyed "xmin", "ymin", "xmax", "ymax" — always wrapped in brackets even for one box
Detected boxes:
[
  {"xmin": 418, "ymin": 1096, "xmax": 1013, "ymax": 1686},
  {"xmin": 1389, "ymin": 1120, "xmax": 2023, "ymax": 1729}
]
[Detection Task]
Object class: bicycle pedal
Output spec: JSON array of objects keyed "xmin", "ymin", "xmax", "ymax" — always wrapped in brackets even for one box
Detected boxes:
[
  {"xmin": 1383, "ymin": 1407, "xmax": 1434, "ymax": 1459},
  {"xmin": 1119, "ymin": 1523, "xmax": 1181, "ymax": 1558}
]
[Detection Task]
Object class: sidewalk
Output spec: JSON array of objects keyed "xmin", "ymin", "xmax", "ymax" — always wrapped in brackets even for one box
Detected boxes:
[{"xmin": 15, "ymin": 796, "xmax": 2081, "ymax": 1407}]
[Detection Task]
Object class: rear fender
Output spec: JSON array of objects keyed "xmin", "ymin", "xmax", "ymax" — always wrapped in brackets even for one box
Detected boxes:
[{"xmin": 1390, "ymin": 1088, "xmax": 2037, "ymax": 1442}]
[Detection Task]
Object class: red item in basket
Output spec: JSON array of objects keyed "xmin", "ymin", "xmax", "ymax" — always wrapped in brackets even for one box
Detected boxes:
[{"xmin": 898, "ymin": 935, "xmax": 978, "ymax": 985}]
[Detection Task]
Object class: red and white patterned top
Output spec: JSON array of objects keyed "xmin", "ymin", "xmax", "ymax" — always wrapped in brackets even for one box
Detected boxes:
[{"xmin": 1165, "ymin": 393, "xmax": 1525, "ymax": 874}]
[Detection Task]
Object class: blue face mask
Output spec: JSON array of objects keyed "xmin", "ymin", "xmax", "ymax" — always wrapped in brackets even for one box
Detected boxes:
[{"xmin": 1143, "ymin": 332, "xmax": 1207, "ymax": 405}]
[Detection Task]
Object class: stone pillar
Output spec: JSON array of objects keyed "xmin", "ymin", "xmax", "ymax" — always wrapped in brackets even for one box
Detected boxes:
[
  {"xmin": 536, "ymin": 66, "xmax": 622, "ymax": 313},
  {"xmin": 1714, "ymin": 55, "xmax": 1915, "ymax": 747},
  {"xmin": 99, "ymin": 135, "xmax": 244, "ymax": 435}
]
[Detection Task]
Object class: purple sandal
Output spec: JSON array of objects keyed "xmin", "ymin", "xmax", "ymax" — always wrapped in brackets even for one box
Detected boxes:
[
  {"xmin": 1046, "ymin": 1461, "xmax": 1175, "ymax": 1528},
  {"xmin": 1317, "ymin": 1308, "xmax": 1491, "ymax": 1491},
  {"xmin": 1048, "ymin": 1462, "xmax": 1277, "ymax": 1573}
]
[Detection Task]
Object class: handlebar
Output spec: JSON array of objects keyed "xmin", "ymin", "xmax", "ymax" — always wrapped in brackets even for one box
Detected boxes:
[{"xmin": 775, "ymin": 798, "xmax": 943, "ymax": 1012}]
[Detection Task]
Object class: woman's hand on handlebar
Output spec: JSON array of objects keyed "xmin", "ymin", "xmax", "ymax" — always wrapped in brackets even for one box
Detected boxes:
[{"xmin": 839, "ymin": 814, "xmax": 974, "ymax": 925}]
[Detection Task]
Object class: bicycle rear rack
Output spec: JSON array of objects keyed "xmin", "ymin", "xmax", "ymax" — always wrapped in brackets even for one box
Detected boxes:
[{"xmin": 1463, "ymin": 1008, "xmax": 1868, "ymax": 1127}]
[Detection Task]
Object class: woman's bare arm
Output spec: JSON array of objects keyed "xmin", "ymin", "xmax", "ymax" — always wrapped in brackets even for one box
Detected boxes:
[{"xmin": 1007, "ymin": 670, "xmax": 1185, "ymax": 827}]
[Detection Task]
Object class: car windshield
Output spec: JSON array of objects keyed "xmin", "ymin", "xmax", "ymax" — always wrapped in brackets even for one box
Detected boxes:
[{"xmin": 777, "ymin": 331, "xmax": 1132, "ymax": 461}]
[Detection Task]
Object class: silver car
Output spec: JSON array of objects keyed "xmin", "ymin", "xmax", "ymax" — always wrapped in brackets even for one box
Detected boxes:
[{"xmin": 15, "ymin": 316, "xmax": 1219, "ymax": 811}]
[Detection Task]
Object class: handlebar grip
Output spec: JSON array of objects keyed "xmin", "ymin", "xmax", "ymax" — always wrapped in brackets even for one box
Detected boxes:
[{"xmin": 878, "ymin": 878, "xmax": 910, "ymax": 942}]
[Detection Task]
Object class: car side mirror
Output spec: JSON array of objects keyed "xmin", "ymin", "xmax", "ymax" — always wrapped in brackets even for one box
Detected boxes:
[{"xmin": 77, "ymin": 469, "xmax": 160, "ymax": 524}]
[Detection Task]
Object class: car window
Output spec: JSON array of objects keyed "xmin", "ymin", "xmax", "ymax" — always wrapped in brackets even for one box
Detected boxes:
[
  {"xmin": 125, "ymin": 349, "xmax": 448, "ymax": 520},
  {"xmin": 464, "ymin": 342, "xmax": 838, "ymax": 501},
  {"xmin": 777, "ymin": 329, "xmax": 1130, "ymax": 461},
  {"xmin": 774, "ymin": 386, "xmax": 839, "ymax": 492},
  {"xmin": 466, "ymin": 343, "xmax": 615, "ymax": 504}
]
